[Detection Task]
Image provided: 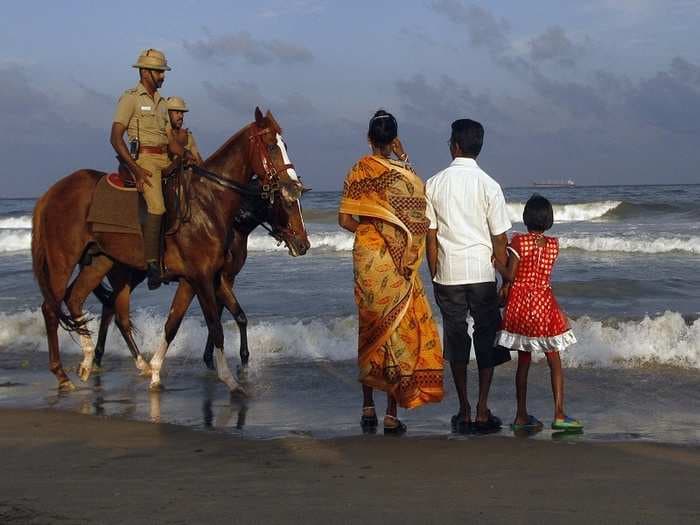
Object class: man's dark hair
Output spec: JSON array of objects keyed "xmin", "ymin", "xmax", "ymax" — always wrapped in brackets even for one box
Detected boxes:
[
  {"xmin": 450, "ymin": 119, "xmax": 484, "ymax": 158},
  {"xmin": 523, "ymin": 194, "xmax": 554, "ymax": 231},
  {"xmin": 368, "ymin": 109, "xmax": 398, "ymax": 147}
]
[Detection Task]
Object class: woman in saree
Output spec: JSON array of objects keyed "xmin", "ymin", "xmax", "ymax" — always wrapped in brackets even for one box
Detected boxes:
[{"xmin": 338, "ymin": 110, "xmax": 444, "ymax": 435}]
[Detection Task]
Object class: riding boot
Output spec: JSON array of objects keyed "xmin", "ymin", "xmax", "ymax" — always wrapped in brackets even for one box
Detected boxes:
[{"xmin": 143, "ymin": 213, "xmax": 163, "ymax": 290}]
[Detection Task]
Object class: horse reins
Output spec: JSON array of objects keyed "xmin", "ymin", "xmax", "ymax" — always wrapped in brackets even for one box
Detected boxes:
[{"xmin": 183, "ymin": 124, "xmax": 302, "ymax": 242}]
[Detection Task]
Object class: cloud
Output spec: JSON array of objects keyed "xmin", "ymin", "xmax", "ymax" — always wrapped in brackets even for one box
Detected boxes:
[
  {"xmin": 202, "ymin": 80, "xmax": 317, "ymax": 121},
  {"xmin": 626, "ymin": 59, "xmax": 700, "ymax": 133},
  {"xmin": 528, "ymin": 26, "xmax": 587, "ymax": 68},
  {"xmin": 257, "ymin": 0, "xmax": 325, "ymax": 18},
  {"xmin": 430, "ymin": 0, "xmax": 510, "ymax": 54},
  {"xmin": 0, "ymin": 65, "xmax": 115, "ymax": 196},
  {"xmin": 396, "ymin": 74, "xmax": 506, "ymax": 128},
  {"xmin": 183, "ymin": 31, "xmax": 313, "ymax": 65}
]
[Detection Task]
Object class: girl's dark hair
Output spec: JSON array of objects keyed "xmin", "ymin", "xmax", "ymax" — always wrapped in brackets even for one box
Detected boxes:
[
  {"xmin": 523, "ymin": 194, "xmax": 554, "ymax": 231},
  {"xmin": 368, "ymin": 109, "xmax": 398, "ymax": 147}
]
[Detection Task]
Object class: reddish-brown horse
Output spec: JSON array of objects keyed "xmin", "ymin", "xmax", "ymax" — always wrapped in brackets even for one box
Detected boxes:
[
  {"xmin": 32, "ymin": 108, "xmax": 310, "ymax": 392},
  {"xmin": 92, "ymin": 170, "xmax": 302, "ymax": 371}
]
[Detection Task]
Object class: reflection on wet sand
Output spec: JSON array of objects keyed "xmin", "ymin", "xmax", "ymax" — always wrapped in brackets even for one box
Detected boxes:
[{"xmin": 2, "ymin": 354, "xmax": 700, "ymax": 444}]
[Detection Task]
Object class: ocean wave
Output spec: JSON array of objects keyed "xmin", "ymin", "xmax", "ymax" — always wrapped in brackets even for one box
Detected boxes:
[
  {"xmin": 1, "ymin": 309, "xmax": 698, "ymax": 369},
  {"xmin": 3, "ymin": 228, "xmax": 698, "ymax": 256},
  {"xmin": 247, "ymin": 231, "xmax": 354, "ymax": 252},
  {"xmin": 559, "ymin": 236, "xmax": 700, "ymax": 255},
  {"xmin": 507, "ymin": 201, "xmax": 621, "ymax": 223},
  {"xmin": 0, "ymin": 216, "xmax": 32, "ymax": 229},
  {"xmin": 0, "ymin": 230, "xmax": 32, "ymax": 253}
]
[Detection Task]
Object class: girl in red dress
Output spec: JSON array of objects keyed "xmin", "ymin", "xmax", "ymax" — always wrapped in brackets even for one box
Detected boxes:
[{"xmin": 494, "ymin": 195, "xmax": 582, "ymax": 432}]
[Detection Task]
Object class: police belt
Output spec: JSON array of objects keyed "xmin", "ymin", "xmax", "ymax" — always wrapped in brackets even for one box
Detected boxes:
[{"xmin": 139, "ymin": 145, "xmax": 167, "ymax": 155}]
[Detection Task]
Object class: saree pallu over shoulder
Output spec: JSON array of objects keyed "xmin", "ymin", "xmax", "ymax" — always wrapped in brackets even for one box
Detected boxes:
[{"xmin": 340, "ymin": 156, "xmax": 443, "ymax": 409}]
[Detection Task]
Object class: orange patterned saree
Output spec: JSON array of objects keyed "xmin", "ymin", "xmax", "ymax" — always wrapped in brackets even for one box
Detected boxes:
[{"xmin": 340, "ymin": 155, "xmax": 443, "ymax": 409}]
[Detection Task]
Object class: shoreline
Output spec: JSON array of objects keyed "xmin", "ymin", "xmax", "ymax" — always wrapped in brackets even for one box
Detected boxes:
[{"xmin": 1, "ymin": 408, "xmax": 699, "ymax": 524}]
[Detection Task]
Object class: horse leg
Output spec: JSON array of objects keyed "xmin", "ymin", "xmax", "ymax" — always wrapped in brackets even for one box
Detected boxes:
[
  {"xmin": 217, "ymin": 283, "xmax": 249, "ymax": 367},
  {"xmin": 149, "ymin": 281, "xmax": 195, "ymax": 391},
  {"xmin": 65, "ymin": 256, "xmax": 114, "ymax": 382},
  {"xmin": 110, "ymin": 271, "xmax": 151, "ymax": 376},
  {"xmin": 41, "ymin": 300, "xmax": 74, "ymax": 391},
  {"xmin": 202, "ymin": 302, "xmax": 224, "ymax": 371},
  {"xmin": 195, "ymin": 280, "xmax": 244, "ymax": 394},
  {"xmin": 93, "ymin": 301, "xmax": 114, "ymax": 370},
  {"xmin": 92, "ymin": 281, "xmax": 115, "ymax": 369}
]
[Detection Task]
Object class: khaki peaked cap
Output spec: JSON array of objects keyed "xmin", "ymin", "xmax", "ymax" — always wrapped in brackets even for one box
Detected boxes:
[
  {"xmin": 166, "ymin": 96, "xmax": 188, "ymax": 112},
  {"xmin": 132, "ymin": 48, "xmax": 171, "ymax": 71}
]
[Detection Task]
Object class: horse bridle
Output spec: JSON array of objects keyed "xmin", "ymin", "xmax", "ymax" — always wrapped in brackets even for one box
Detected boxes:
[{"xmin": 188, "ymin": 123, "xmax": 305, "ymax": 244}]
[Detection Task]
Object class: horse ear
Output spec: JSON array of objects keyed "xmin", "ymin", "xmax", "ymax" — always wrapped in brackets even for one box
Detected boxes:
[{"xmin": 254, "ymin": 106, "xmax": 264, "ymax": 125}]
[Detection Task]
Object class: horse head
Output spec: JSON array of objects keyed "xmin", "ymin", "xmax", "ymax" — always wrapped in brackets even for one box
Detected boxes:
[{"xmin": 248, "ymin": 107, "xmax": 311, "ymax": 257}]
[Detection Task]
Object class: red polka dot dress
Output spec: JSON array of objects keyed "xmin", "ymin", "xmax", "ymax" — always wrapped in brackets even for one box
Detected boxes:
[{"xmin": 496, "ymin": 232, "xmax": 576, "ymax": 352}]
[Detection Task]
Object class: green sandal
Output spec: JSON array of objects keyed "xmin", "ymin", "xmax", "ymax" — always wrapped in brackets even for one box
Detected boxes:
[{"xmin": 551, "ymin": 416, "xmax": 583, "ymax": 430}]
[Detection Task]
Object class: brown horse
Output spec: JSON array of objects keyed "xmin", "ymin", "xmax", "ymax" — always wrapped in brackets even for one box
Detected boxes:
[
  {"xmin": 31, "ymin": 107, "xmax": 310, "ymax": 392},
  {"xmin": 92, "ymin": 172, "xmax": 302, "ymax": 371}
]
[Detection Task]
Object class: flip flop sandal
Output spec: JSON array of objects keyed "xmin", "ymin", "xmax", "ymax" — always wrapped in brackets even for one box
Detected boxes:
[
  {"xmin": 551, "ymin": 416, "xmax": 583, "ymax": 430},
  {"xmin": 451, "ymin": 413, "xmax": 472, "ymax": 434},
  {"xmin": 486, "ymin": 410, "xmax": 502, "ymax": 428},
  {"xmin": 510, "ymin": 415, "xmax": 544, "ymax": 431},
  {"xmin": 361, "ymin": 407, "xmax": 378, "ymax": 429},
  {"xmin": 472, "ymin": 419, "xmax": 501, "ymax": 434},
  {"xmin": 384, "ymin": 416, "xmax": 407, "ymax": 436},
  {"xmin": 473, "ymin": 411, "xmax": 503, "ymax": 433}
]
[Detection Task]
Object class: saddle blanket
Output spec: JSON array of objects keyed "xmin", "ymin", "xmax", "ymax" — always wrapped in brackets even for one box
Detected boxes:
[{"xmin": 86, "ymin": 173, "xmax": 142, "ymax": 235}]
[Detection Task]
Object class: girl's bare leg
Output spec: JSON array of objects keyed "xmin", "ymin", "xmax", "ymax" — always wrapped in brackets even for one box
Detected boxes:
[
  {"xmin": 514, "ymin": 351, "xmax": 532, "ymax": 424},
  {"xmin": 545, "ymin": 351, "xmax": 566, "ymax": 420}
]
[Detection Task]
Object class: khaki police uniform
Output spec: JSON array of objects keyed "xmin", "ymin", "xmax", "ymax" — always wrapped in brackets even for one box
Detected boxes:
[
  {"xmin": 113, "ymin": 82, "xmax": 170, "ymax": 215},
  {"xmin": 186, "ymin": 131, "xmax": 203, "ymax": 164},
  {"xmin": 165, "ymin": 96, "xmax": 204, "ymax": 165},
  {"xmin": 167, "ymin": 127, "xmax": 204, "ymax": 165}
]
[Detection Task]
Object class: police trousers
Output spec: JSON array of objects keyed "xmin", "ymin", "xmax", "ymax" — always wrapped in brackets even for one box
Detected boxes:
[{"xmin": 136, "ymin": 152, "xmax": 170, "ymax": 215}]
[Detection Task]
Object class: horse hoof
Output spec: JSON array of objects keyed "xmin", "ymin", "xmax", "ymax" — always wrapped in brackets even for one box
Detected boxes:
[
  {"xmin": 77, "ymin": 365, "xmax": 92, "ymax": 382},
  {"xmin": 149, "ymin": 381, "xmax": 164, "ymax": 392},
  {"xmin": 236, "ymin": 365, "xmax": 248, "ymax": 381},
  {"xmin": 58, "ymin": 380, "xmax": 77, "ymax": 392},
  {"xmin": 203, "ymin": 353, "xmax": 215, "ymax": 371}
]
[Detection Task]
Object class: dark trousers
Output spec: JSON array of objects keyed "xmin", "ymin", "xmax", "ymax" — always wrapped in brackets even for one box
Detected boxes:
[{"xmin": 433, "ymin": 281, "xmax": 511, "ymax": 369}]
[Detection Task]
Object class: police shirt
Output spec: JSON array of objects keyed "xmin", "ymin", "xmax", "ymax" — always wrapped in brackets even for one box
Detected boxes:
[{"xmin": 113, "ymin": 82, "xmax": 169, "ymax": 147}]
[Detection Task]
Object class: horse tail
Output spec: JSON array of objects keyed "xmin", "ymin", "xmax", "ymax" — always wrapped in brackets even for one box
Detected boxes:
[{"xmin": 31, "ymin": 197, "xmax": 90, "ymax": 335}]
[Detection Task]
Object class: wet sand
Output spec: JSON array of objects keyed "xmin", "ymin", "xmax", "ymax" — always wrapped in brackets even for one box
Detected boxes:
[{"xmin": 1, "ymin": 408, "xmax": 699, "ymax": 524}]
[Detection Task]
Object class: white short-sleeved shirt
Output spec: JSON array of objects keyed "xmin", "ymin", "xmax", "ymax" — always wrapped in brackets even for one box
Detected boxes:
[{"xmin": 425, "ymin": 157, "xmax": 512, "ymax": 285}]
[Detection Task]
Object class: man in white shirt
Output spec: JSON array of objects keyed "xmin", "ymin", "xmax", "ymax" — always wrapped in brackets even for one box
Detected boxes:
[{"xmin": 425, "ymin": 118, "xmax": 512, "ymax": 434}]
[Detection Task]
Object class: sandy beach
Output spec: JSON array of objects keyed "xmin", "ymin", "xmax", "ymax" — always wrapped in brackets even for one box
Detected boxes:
[{"xmin": 1, "ymin": 408, "xmax": 698, "ymax": 525}]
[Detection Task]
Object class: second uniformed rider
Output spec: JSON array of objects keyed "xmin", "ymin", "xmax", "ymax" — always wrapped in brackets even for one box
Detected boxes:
[{"xmin": 166, "ymin": 96, "xmax": 204, "ymax": 166}]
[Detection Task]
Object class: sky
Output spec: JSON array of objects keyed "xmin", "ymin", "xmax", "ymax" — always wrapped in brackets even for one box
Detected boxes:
[{"xmin": 1, "ymin": 0, "xmax": 700, "ymax": 196}]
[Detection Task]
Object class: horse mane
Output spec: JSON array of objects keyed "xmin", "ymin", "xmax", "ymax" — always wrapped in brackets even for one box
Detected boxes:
[
  {"xmin": 203, "ymin": 111, "xmax": 282, "ymax": 168},
  {"xmin": 204, "ymin": 124, "xmax": 251, "ymax": 167}
]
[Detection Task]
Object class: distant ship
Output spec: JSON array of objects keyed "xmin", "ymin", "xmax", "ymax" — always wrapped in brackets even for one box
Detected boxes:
[{"xmin": 532, "ymin": 179, "xmax": 576, "ymax": 188}]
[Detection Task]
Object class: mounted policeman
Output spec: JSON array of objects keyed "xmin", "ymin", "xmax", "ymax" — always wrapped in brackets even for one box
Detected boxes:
[
  {"xmin": 110, "ymin": 48, "xmax": 171, "ymax": 290},
  {"xmin": 166, "ymin": 96, "xmax": 204, "ymax": 166}
]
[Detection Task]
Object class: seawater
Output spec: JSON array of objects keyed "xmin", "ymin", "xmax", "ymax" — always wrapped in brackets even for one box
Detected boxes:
[{"xmin": 0, "ymin": 185, "xmax": 699, "ymax": 443}]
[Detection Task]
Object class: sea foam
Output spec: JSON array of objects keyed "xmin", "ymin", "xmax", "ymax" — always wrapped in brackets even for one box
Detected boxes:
[
  {"xmin": 1, "ymin": 309, "xmax": 698, "ymax": 369},
  {"xmin": 559, "ymin": 236, "xmax": 700, "ymax": 255},
  {"xmin": 507, "ymin": 201, "xmax": 621, "ymax": 223},
  {"xmin": 0, "ymin": 216, "xmax": 32, "ymax": 229}
]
